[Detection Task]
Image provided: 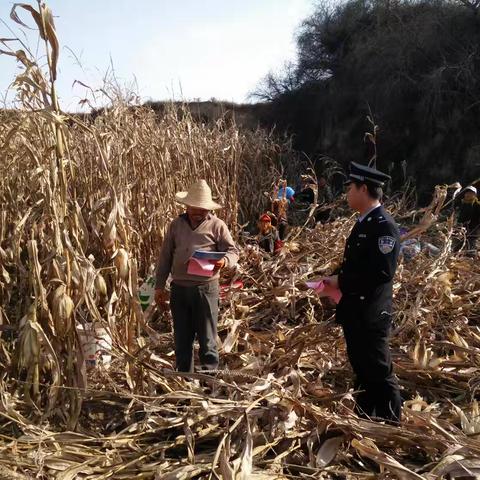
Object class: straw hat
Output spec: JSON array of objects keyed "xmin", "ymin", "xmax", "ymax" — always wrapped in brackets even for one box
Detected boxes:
[{"xmin": 175, "ymin": 179, "xmax": 222, "ymax": 210}]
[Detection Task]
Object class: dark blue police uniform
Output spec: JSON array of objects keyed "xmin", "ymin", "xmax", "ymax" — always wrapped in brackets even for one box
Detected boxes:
[{"xmin": 336, "ymin": 162, "xmax": 402, "ymax": 423}]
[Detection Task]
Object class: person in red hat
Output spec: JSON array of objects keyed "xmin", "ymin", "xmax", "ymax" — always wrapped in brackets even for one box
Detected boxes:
[{"xmin": 257, "ymin": 213, "xmax": 283, "ymax": 254}]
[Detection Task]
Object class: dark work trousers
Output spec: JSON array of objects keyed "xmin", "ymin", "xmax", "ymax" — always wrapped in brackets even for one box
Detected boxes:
[
  {"xmin": 170, "ymin": 281, "xmax": 219, "ymax": 373},
  {"xmin": 453, "ymin": 234, "xmax": 478, "ymax": 256},
  {"xmin": 278, "ymin": 221, "xmax": 288, "ymax": 241},
  {"xmin": 342, "ymin": 315, "xmax": 402, "ymax": 423},
  {"xmin": 314, "ymin": 208, "xmax": 332, "ymax": 224},
  {"xmin": 466, "ymin": 234, "xmax": 478, "ymax": 256}
]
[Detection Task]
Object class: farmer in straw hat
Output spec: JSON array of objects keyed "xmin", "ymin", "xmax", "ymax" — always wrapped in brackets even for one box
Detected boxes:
[{"xmin": 154, "ymin": 179, "xmax": 239, "ymax": 373}]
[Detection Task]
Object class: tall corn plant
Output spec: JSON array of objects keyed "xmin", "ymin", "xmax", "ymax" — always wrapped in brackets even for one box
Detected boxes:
[
  {"xmin": 0, "ymin": 2, "xmax": 300, "ymax": 429},
  {"xmin": 0, "ymin": 1, "xmax": 84, "ymax": 428}
]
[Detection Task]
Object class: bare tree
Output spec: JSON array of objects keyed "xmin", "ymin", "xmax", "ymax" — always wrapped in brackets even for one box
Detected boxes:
[{"xmin": 251, "ymin": 62, "xmax": 302, "ymax": 101}]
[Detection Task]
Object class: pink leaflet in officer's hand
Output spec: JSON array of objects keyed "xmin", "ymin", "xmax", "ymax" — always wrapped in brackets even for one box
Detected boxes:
[
  {"xmin": 306, "ymin": 279, "xmax": 342, "ymax": 304},
  {"xmin": 323, "ymin": 282, "xmax": 342, "ymax": 304},
  {"xmin": 305, "ymin": 280, "xmax": 324, "ymax": 290}
]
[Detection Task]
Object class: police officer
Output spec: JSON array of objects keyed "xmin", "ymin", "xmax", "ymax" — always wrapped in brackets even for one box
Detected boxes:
[{"xmin": 324, "ymin": 162, "xmax": 402, "ymax": 423}]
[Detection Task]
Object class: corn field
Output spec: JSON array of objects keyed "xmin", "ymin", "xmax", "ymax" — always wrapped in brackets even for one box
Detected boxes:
[
  {"xmin": 0, "ymin": 0, "xmax": 297, "ymax": 432},
  {"xmin": 1, "ymin": 3, "xmax": 480, "ymax": 479}
]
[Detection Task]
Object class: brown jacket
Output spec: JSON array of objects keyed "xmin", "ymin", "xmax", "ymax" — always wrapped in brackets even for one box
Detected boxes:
[{"xmin": 155, "ymin": 213, "xmax": 239, "ymax": 289}]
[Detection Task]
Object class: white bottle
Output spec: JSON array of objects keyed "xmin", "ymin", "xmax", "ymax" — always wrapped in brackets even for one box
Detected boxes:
[{"xmin": 139, "ymin": 275, "xmax": 155, "ymax": 311}]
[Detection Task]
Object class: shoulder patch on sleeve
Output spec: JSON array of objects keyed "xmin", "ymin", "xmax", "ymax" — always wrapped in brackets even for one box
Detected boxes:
[{"xmin": 378, "ymin": 236, "xmax": 396, "ymax": 254}]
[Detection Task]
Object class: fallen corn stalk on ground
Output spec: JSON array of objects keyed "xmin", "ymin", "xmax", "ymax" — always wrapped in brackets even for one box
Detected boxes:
[{"xmin": 2, "ymin": 214, "xmax": 480, "ymax": 479}]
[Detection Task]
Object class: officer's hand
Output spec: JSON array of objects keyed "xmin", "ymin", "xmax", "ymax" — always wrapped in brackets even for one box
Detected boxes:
[
  {"xmin": 155, "ymin": 288, "xmax": 170, "ymax": 311},
  {"xmin": 324, "ymin": 275, "xmax": 339, "ymax": 289}
]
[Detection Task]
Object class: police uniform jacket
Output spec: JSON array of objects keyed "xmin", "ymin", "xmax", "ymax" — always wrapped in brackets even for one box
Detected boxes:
[{"xmin": 336, "ymin": 205, "xmax": 400, "ymax": 326}]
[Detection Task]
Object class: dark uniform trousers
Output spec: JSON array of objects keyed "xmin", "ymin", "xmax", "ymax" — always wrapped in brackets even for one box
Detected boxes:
[
  {"xmin": 342, "ymin": 314, "xmax": 401, "ymax": 421},
  {"xmin": 170, "ymin": 281, "xmax": 219, "ymax": 373},
  {"xmin": 336, "ymin": 205, "xmax": 402, "ymax": 423}
]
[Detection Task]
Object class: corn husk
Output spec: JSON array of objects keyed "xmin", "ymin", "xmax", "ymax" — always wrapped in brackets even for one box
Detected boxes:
[
  {"xmin": 113, "ymin": 248, "xmax": 129, "ymax": 280},
  {"xmin": 50, "ymin": 284, "xmax": 74, "ymax": 338},
  {"xmin": 94, "ymin": 273, "xmax": 107, "ymax": 298}
]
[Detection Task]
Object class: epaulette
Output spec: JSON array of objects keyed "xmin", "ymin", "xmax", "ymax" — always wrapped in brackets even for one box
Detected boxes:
[{"xmin": 376, "ymin": 214, "xmax": 388, "ymax": 224}]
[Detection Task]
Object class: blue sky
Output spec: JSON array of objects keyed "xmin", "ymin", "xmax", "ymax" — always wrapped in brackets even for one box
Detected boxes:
[{"xmin": 0, "ymin": 0, "xmax": 314, "ymax": 111}]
